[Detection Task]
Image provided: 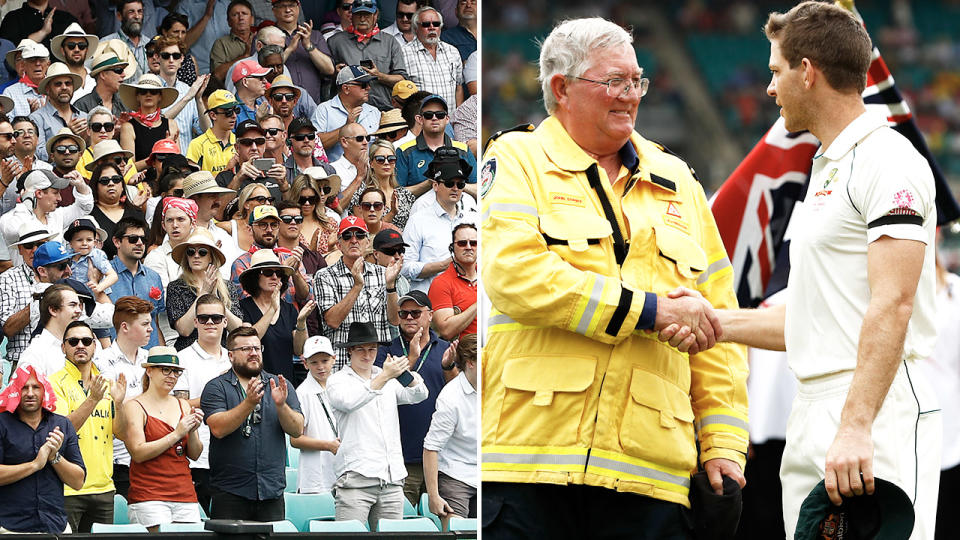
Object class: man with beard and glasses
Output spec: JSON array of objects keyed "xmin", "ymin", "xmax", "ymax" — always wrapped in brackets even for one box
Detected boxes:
[
  {"xmin": 108, "ymin": 217, "xmax": 166, "ymax": 349},
  {"xmin": 439, "ymin": 0, "xmax": 476, "ymax": 62},
  {"xmin": 283, "ymin": 117, "xmax": 327, "ymax": 184},
  {"xmin": 267, "ymin": 76, "xmax": 303, "ymax": 133},
  {"xmin": 230, "ymin": 205, "xmax": 311, "ymax": 305},
  {"xmin": 50, "ymin": 321, "xmax": 128, "ymax": 533},
  {"xmin": 74, "ymin": 53, "xmax": 130, "ymax": 117},
  {"xmin": 50, "ymin": 23, "xmax": 98, "ymax": 102},
  {"xmin": 0, "ymin": 0, "xmax": 78, "ymax": 52},
  {"xmin": 382, "ymin": 0, "xmax": 421, "ymax": 45},
  {"xmin": 2, "ymin": 41, "xmax": 49, "ymax": 118},
  {"xmin": 216, "ymin": 119, "xmax": 286, "ymax": 201},
  {"xmin": 401, "ymin": 8, "xmax": 463, "ymax": 112},
  {"xmin": 201, "ymin": 326, "xmax": 304, "ymax": 521},
  {"xmin": 29, "ymin": 63, "xmax": 84, "ymax": 162},
  {"xmin": 0, "ymin": 114, "xmax": 21, "ymax": 223},
  {"xmin": 0, "ymin": 365, "xmax": 85, "ymax": 534},
  {"xmin": 103, "ymin": 0, "xmax": 149, "ymax": 75},
  {"xmin": 428, "ymin": 223, "xmax": 476, "ymax": 341}
]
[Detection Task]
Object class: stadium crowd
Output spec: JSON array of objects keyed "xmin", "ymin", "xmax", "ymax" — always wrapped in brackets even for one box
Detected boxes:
[{"xmin": 0, "ymin": 0, "xmax": 477, "ymax": 534}]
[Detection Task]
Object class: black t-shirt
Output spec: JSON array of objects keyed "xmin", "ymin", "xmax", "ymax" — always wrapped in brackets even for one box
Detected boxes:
[
  {"xmin": 239, "ymin": 296, "xmax": 297, "ymax": 381},
  {"xmin": 0, "ymin": 5, "xmax": 77, "ymax": 50}
]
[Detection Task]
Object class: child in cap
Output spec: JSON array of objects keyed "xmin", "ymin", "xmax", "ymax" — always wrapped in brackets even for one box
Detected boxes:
[{"xmin": 65, "ymin": 218, "xmax": 117, "ymax": 296}]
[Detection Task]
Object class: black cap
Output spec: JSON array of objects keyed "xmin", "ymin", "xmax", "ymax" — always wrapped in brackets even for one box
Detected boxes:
[
  {"xmin": 795, "ymin": 478, "xmax": 914, "ymax": 540},
  {"xmin": 56, "ymin": 278, "xmax": 97, "ymax": 317},
  {"xmin": 288, "ymin": 116, "xmax": 315, "ymax": 135},
  {"xmin": 235, "ymin": 119, "xmax": 264, "ymax": 136},
  {"xmin": 397, "ymin": 290, "xmax": 431, "ymax": 309},
  {"xmin": 427, "ymin": 146, "xmax": 472, "ymax": 182},
  {"xmin": 373, "ymin": 229, "xmax": 408, "ymax": 251}
]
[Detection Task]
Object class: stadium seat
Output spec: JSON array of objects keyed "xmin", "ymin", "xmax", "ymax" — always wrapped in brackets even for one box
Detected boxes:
[
  {"xmin": 308, "ymin": 519, "xmax": 368, "ymax": 533},
  {"xmin": 284, "ymin": 467, "xmax": 298, "ymax": 493},
  {"xmin": 113, "ymin": 494, "xmax": 129, "ymax": 525},
  {"xmin": 378, "ymin": 517, "xmax": 439, "ymax": 532},
  {"xmin": 91, "ymin": 523, "xmax": 148, "ymax": 533},
  {"xmin": 449, "ymin": 517, "xmax": 477, "ymax": 531},
  {"xmin": 157, "ymin": 522, "xmax": 209, "ymax": 533},
  {"xmin": 286, "ymin": 442, "xmax": 300, "ymax": 468},
  {"xmin": 403, "ymin": 495, "xmax": 418, "ymax": 517},
  {"xmin": 418, "ymin": 493, "xmax": 441, "ymax": 530},
  {"xmin": 283, "ymin": 492, "xmax": 335, "ymax": 531},
  {"xmin": 268, "ymin": 520, "xmax": 299, "ymax": 533}
]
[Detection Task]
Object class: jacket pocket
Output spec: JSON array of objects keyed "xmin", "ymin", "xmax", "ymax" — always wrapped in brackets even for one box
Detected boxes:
[
  {"xmin": 620, "ymin": 367, "xmax": 697, "ymax": 471},
  {"xmin": 496, "ymin": 355, "xmax": 597, "ymax": 446},
  {"xmin": 654, "ymin": 225, "xmax": 707, "ymax": 282},
  {"xmin": 540, "ymin": 211, "xmax": 612, "ymax": 253}
]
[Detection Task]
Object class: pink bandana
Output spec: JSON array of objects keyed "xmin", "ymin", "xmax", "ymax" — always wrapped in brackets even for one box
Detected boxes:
[
  {"xmin": 0, "ymin": 365, "xmax": 57, "ymax": 414},
  {"xmin": 162, "ymin": 197, "xmax": 198, "ymax": 223}
]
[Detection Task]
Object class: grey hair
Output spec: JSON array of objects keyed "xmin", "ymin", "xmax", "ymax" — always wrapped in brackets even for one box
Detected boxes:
[
  {"xmin": 87, "ymin": 106, "xmax": 114, "ymax": 122},
  {"xmin": 538, "ymin": 18, "xmax": 633, "ymax": 114},
  {"xmin": 411, "ymin": 6, "xmax": 442, "ymax": 30},
  {"xmin": 257, "ymin": 25, "xmax": 286, "ymax": 46}
]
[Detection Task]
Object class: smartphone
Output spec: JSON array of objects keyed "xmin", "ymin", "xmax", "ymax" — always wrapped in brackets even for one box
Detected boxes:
[
  {"xmin": 397, "ymin": 370, "xmax": 414, "ymax": 387},
  {"xmin": 360, "ymin": 59, "xmax": 373, "ymax": 69},
  {"xmin": 253, "ymin": 158, "xmax": 274, "ymax": 172}
]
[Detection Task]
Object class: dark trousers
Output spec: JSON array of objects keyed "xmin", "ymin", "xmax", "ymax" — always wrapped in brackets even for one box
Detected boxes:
[
  {"xmin": 192, "ymin": 468, "xmax": 212, "ymax": 516},
  {"xmin": 113, "ymin": 464, "xmax": 130, "ymax": 500},
  {"xmin": 64, "ymin": 491, "xmax": 115, "ymax": 533},
  {"xmin": 210, "ymin": 490, "xmax": 285, "ymax": 522},
  {"xmin": 935, "ymin": 464, "xmax": 960, "ymax": 540},
  {"xmin": 735, "ymin": 440, "xmax": 786, "ymax": 540},
  {"xmin": 483, "ymin": 482, "xmax": 692, "ymax": 540}
]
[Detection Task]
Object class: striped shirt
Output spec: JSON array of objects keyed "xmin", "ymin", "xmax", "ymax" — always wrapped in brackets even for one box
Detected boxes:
[{"xmin": 400, "ymin": 39, "xmax": 463, "ymax": 112}]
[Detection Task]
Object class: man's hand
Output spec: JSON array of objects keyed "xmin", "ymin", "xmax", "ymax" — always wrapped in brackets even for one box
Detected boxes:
[
  {"xmin": 441, "ymin": 339, "xmax": 458, "ymax": 370},
  {"xmin": 68, "ymin": 116, "xmax": 87, "ymax": 136},
  {"xmin": 361, "ymin": 62, "xmax": 384, "ymax": 81},
  {"xmin": 284, "ymin": 246, "xmax": 304, "ymax": 269},
  {"xmin": 88, "ymin": 374, "xmax": 108, "ymax": 402},
  {"xmin": 824, "ymin": 425, "xmax": 874, "ymax": 505},
  {"xmin": 328, "ymin": 438, "xmax": 340, "ymax": 454},
  {"xmin": 238, "ymin": 158, "xmax": 261, "ymax": 181},
  {"xmin": 382, "ymin": 354, "xmax": 407, "ymax": 379},
  {"xmin": 428, "ymin": 493, "xmax": 454, "ymax": 518},
  {"xmin": 243, "ymin": 376, "xmax": 265, "ymax": 406},
  {"xmin": 265, "ymin": 163, "xmax": 285, "ymax": 181},
  {"xmin": 654, "ymin": 287, "xmax": 722, "ymax": 355},
  {"xmin": 347, "ymin": 106, "xmax": 362, "ymax": 124},
  {"xmin": 111, "ymin": 373, "xmax": 127, "ymax": 404},
  {"xmin": 385, "ymin": 257, "xmax": 400, "ymax": 288},
  {"xmin": 350, "ymin": 257, "xmax": 365, "ymax": 287},
  {"xmin": 188, "ymin": 74, "xmax": 210, "ymax": 100},
  {"xmin": 27, "ymin": 97, "xmax": 43, "ymax": 113},
  {"xmin": 407, "ymin": 327, "xmax": 424, "ymax": 368},
  {"xmin": 0, "ymin": 158, "xmax": 22, "ymax": 187},
  {"xmin": 270, "ymin": 375, "xmax": 289, "ymax": 407},
  {"xmin": 41, "ymin": 7, "xmax": 56, "ymax": 37},
  {"xmin": 36, "ymin": 426, "xmax": 64, "ymax": 465},
  {"xmin": 703, "ymin": 458, "xmax": 745, "ymax": 495}
]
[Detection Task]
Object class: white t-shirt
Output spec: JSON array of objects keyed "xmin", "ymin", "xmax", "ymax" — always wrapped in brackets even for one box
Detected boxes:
[
  {"xmin": 785, "ymin": 111, "xmax": 937, "ymax": 380},
  {"xmin": 173, "ymin": 341, "xmax": 231, "ymax": 469},
  {"xmin": 294, "ymin": 375, "xmax": 338, "ymax": 493},
  {"xmin": 422, "ymin": 372, "xmax": 478, "ymax": 488}
]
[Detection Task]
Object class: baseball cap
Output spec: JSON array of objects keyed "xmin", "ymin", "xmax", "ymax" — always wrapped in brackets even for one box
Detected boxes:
[
  {"xmin": 398, "ymin": 290, "xmax": 431, "ymax": 309},
  {"xmin": 392, "ymin": 80, "xmax": 418, "ymax": 100},
  {"xmin": 232, "ymin": 59, "xmax": 271, "ymax": 84},
  {"xmin": 20, "ymin": 41, "xmax": 49, "ymax": 61},
  {"xmin": 32, "ymin": 241, "xmax": 73, "ymax": 269},
  {"xmin": 351, "ymin": 0, "xmax": 378, "ymax": 13},
  {"xmin": 249, "ymin": 205, "xmax": 280, "ymax": 225},
  {"xmin": 420, "ymin": 94, "xmax": 448, "ymax": 112},
  {"xmin": 64, "ymin": 217, "xmax": 107, "ymax": 242},
  {"xmin": 235, "ymin": 119, "xmax": 265, "ymax": 137},
  {"xmin": 795, "ymin": 478, "xmax": 914, "ymax": 540},
  {"xmin": 148, "ymin": 138, "xmax": 180, "ymax": 162},
  {"xmin": 338, "ymin": 215, "xmax": 368, "ymax": 235},
  {"xmin": 18, "ymin": 169, "xmax": 69, "ymax": 194},
  {"xmin": 288, "ymin": 116, "xmax": 315, "ymax": 134},
  {"xmin": 336, "ymin": 65, "xmax": 376, "ymax": 86},
  {"xmin": 207, "ymin": 89, "xmax": 240, "ymax": 110},
  {"xmin": 303, "ymin": 336, "xmax": 335, "ymax": 358},
  {"xmin": 373, "ymin": 229, "xmax": 408, "ymax": 251}
]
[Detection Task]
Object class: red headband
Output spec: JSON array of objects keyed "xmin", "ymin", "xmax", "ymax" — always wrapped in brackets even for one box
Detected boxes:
[
  {"xmin": 162, "ymin": 197, "xmax": 198, "ymax": 223},
  {"xmin": 0, "ymin": 365, "xmax": 58, "ymax": 414}
]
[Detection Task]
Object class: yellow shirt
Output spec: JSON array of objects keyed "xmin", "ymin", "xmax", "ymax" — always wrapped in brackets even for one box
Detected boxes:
[
  {"xmin": 75, "ymin": 148, "xmax": 138, "ymax": 183},
  {"xmin": 187, "ymin": 129, "xmax": 236, "ymax": 174},
  {"xmin": 50, "ymin": 361, "xmax": 116, "ymax": 496}
]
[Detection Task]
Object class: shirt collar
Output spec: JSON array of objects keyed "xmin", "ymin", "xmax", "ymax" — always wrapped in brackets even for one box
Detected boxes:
[
  {"xmin": 537, "ymin": 115, "xmax": 644, "ymax": 175},
  {"xmin": 60, "ymin": 358, "xmax": 100, "ymax": 379},
  {"xmin": 456, "ymin": 371, "xmax": 475, "ymax": 395},
  {"xmin": 107, "ymin": 340, "xmax": 143, "ymax": 365},
  {"xmin": 817, "ymin": 110, "xmax": 887, "ymax": 162},
  {"xmin": 415, "ymin": 132, "xmax": 452, "ymax": 151},
  {"xmin": 190, "ymin": 341, "xmax": 224, "ymax": 361}
]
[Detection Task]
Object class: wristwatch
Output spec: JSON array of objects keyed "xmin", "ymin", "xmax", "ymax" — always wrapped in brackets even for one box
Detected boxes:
[
  {"xmin": 51, "ymin": 452, "xmax": 62, "ymax": 465},
  {"xmin": 305, "ymin": 44, "xmax": 316, "ymax": 52}
]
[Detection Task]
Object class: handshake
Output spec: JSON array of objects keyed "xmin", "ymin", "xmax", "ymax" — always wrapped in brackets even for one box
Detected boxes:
[{"xmin": 653, "ymin": 287, "xmax": 723, "ymax": 355}]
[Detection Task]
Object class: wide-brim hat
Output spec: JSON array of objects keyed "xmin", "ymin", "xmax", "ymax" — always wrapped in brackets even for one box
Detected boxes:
[
  {"xmin": 93, "ymin": 39, "xmax": 138, "ymax": 80},
  {"xmin": 142, "ymin": 346, "xmax": 184, "ymax": 369},
  {"xmin": 85, "ymin": 139, "xmax": 134, "ymax": 171},
  {"xmin": 374, "ymin": 108, "xmax": 406, "ymax": 135},
  {"xmin": 5, "ymin": 39, "xmax": 33, "ymax": 70},
  {"xmin": 303, "ymin": 165, "xmax": 341, "ymax": 197},
  {"xmin": 38, "ymin": 62, "xmax": 83, "ymax": 95},
  {"xmin": 11, "ymin": 223, "xmax": 56, "ymax": 247},
  {"xmin": 795, "ymin": 478, "xmax": 914, "ymax": 540},
  {"xmin": 119, "ymin": 73, "xmax": 178, "ymax": 110},
  {"xmin": 183, "ymin": 170, "xmax": 235, "ymax": 198},
  {"xmin": 268, "ymin": 75, "xmax": 301, "ymax": 99},
  {"xmin": 88, "ymin": 51, "xmax": 130, "ymax": 77},
  {"xmin": 0, "ymin": 95, "xmax": 12, "ymax": 115},
  {"xmin": 64, "ymin": 216, "xmax": 107, "ymax": 243},
  {"xmin": 337, "ymin": 321, "xmax": 380, "ymax": 348},
  {"xmin": 51, "ymin": 22, "xmax": 99, "ymax": 63},
  {"xmin": 171, "ymin": 228, "xmax": 226, "ymax": 266},
  {"xmin": 45, "ymin": 127, "xmax": 86, "ymax": 158},
  {"xmin": 239, "ymin": 249, "xmax": 296, "ymax": 291}
]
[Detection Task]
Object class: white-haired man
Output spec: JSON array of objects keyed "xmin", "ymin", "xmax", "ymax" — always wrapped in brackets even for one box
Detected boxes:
[{"xmin": 400, "ymin": 7, "xmax": 463, "ymax": 110}]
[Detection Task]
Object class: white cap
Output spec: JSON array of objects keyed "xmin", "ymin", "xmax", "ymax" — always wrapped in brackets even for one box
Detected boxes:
[
  {"xmin": 19, "ymin": 169, "xmax": 69, "ymax": 195},
  {"xmin": 303, "ymin": 336, "xmax": 335, "ymax": 358},
  {"xmin": 21, "ymin": 41, "xmax": 49, "ymax": 60}
]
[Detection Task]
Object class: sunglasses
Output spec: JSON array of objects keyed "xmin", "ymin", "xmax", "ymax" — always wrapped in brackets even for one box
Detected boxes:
[
  {"xmin": 214, "ymin": 107, "xmax": 240, "ymax": 116},
  {"xmin": 123, "ymin": 234, "xmax": 147, "ymax": 244},
  {"xmin": 186, "ymin": 247, "xmax": 209, "ymax": 258},
  {"xmin": 47, "ymin": 261, "xmax": 70, "ymax": 272},
  {"xmin": 378, "ymin": 246, "xmax": 404, "ymax": 256},
  {"xmin": 0, "ymin": 132, "xmax": 15, "ymax": 141},
  {"xmin": 420, "ymin": 21, "xmax": 442, "ymax": 28},
  {"xmin": 298, "ymin": 195, "xmax": 319, "ymax": 205},
  {"xmin": 159, "ymin": 366, "xmax": 184, "ymax": 377},
  {"xmin": 137, "ymin": 88, "xmax": 162, "ymax": 96},
  {"xmin": 346, "ymin": 135, "xmax": 370, "ymax": 143},
  {"xmin": 340, "ymin": 3, "xmax": 353, "ymax": 9},
  {"xmin": 341, "ymin": 230, "xmax": 368, "ymax": 241},
  {"xmin": 398, "ymin": 309, "xmax": 425, "ymax": 319},
  {"xmin": 373, "ymin": 155, "xmax": 397, "ymax": 164},
  {"xmin": 291, "ymin": 132, "xmax": 316, "ymax": 142},
  {"xmin": 90, "ymin": 122, "xmax": 115, "ymax": 132},
  {"xmin": 108, "ymin": 67, "xmax": 125, "ymax": 75},
  {"xmin": 66, "ymin": 337, "xmax": 95, "ymax": 347},
  {"xmin": 455, "ymin": 239, "xmax": 478, "ymax": 247},
  {"xmin": 197, "ymin": 313, "xmax": 225, "ymax": 324},
  {"xmin": 54, "ymin": 145, "xmax": 79, "ymax": 154},
  {"xmin": 280, "ymin": 215, "xmax": 304, "ymax": 224},
  {"xmin": 347, "ymin": 81, "xmax": 370, "ymax": 89},
  {"xmin": 171, "ymin": 188, "xmax": 184, "ymax": 197},
  {"xmin": 421, "ymin": 111, "xmax": 447, "ymax": 120},
  {"xmin": 271, "ymin": 92, "xmax": 296, "ymax": 102},
  {"xmin": 259, "ymin": 268, "xmax": 283, "ymax": 278},
  {"xmin": 19, "ymin": 241, "xmax": 42, "ymax": 250},
  {"xmin": 249, "ymin": 195, "xmax": 275, "ymax": 204},
  {"xmin": 64, "ymin": 41, "xmax": 89, "ymax": 51},
  {"xmin": 159, "ymin": 52, "xmax": 183, "ymax": 60},
  {"xmin": 109, "ymin": 156, "xmax": 126, "ymax": 166},
  {"xmin": 264, "ymin": 127, "xmax": 283, "ymax": 137},
  {"xmin": 381, "ymin": 130, "xmax": 404, "ymax": 140},
  {"xmin": 396, "ymin": 12, "xmax": 414, "ymax": 19},
  {"xmin": 439, "ymin": 179, "xmax": 466, "ymax": 189},
  {"xmin": 238, "ymin": 137, "xmax": 266, "ymax": 146},
  {"xmin": 360, "ymin": 201, "xmax": 384, "ymax": 211},
  {"xmin": 98, "ymin": 175, "xmax": 124, "ymax": 185}
]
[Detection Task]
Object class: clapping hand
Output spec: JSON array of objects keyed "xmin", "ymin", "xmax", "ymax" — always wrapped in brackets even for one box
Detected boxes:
[
  {"xmin": 270, "ymin": 375, "xmax": 289, "ymax": 406},
  {"xmin": 111, "ymin": 373, "xmax": 128, "ymax": 404},
  {"xmin": 36, "ymin": 427, "xmax": 64, "ymax": 465}
]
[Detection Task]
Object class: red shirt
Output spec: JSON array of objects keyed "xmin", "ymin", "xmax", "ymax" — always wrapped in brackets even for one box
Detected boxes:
[{"xmin": 428, "ymin": 263, "xmax": 477, "ymax": 339}]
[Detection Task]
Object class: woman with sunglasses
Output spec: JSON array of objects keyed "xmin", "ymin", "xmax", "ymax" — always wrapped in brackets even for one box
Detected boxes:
[
  {"xmin": 352, "ymin": 187, "xmax": 401, "ymax": 238},
  {"xmin": 345, "ymin": 139, "xmax": 416, "ymax": 230},
  {"xmin": 217, "ymin": 183, "xmax": 273, "ymax": 252},
  {"xmin": 78, "ymin": 107, "xmax": 138, "ymax": 184},
  {"xmin": 166, "ymin": 229, "xmax": 243, "ymax": 351},
  {"xmin": 118, "ymin": 74, "xmax": 180, "ymax": 172},
  {"xmin": 123, "ymin": 348, "xmax": 204, "ymax": 531},
  {"xmin": 90, "ymin": 162, "xmax": 148, "ymax": 259},
  {"xmin": 285, "ymin": 170, "xmax": 340, "ymax": 255},
  {"xmin": 238, "ymin": 249, "xmax": 313, "ymax": 381}
]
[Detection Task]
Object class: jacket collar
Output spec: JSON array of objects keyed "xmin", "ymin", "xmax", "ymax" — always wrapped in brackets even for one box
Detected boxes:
[{"xmin": 537, "ymin": 115, "xmax": 642, "ymax": 177}]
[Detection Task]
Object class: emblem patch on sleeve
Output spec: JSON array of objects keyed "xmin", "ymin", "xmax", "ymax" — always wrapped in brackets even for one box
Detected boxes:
[
  {"xmin": 889, "ymin": 189, "xmax": 919, "ymax": 216},
  {"xmin": 480, "ymin": 158, "xmax": 496, "ymax": 198}
]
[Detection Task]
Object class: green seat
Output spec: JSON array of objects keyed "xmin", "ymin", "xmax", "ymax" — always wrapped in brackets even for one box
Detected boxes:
[
  {"xmin": 284, "ymin": 467, "xmax": 298, "ymax": 493},
  {"xmin": 113, "ymin": 494, "xmax": 129, "ymax": 525},
  {"xmin": 418, "ymin": 493, "xmax": 441, "ymax": 530},
  {"xmin": 283, "ymin": 492, "xmax": 335, "ymax": 531},
  {"xmin": 285, "ymin": 439, "xmax": 300, "ymax": 468},
  {"xmin": 91, "ymin": 523, "xmax": 148, "ymax": 533},
  {"xmin": 449, "ymin": 517, "xmax": 477, "ymax": 531},
  {"xmin": 308, "ymin": 519, "xmax": 368, "ymax": 533},
  {"xmin": 403, "ymin": 495, "xmax": 418, "ymax": 517},
  {"xmin": 378, "ymin": 517, "xmax": 439, "ymax": 532},
  {"xmin": 268, "ymin": 520, "xmax": 298, "ymax": 533},
  {"xmin": 157, "ymin": 522, "xmax": 209, "ymax": 533}
]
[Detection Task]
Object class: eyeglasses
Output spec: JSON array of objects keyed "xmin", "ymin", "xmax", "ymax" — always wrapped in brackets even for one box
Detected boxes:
[
  {"xmin": 238, "ymin": 137, "xmax": 266, "ymax": 147},
  {"xmin": 48, "ymin": 262, "xmax": 70, "ymax": 272},
  {"xmin": 159, "ymin": 52, "xmax": 183, "ymax": 60},
  {"xmin": 98, "ymin": 175, "xmax": 124, "ymax": 185},
  {"xmin": 263, "ymin": 127, "xmax": 283, "ymax": 137},
  {"xmin": 254, "ymin": 221, "xmax": 278, "ymax": 230},
  {"xmin": 0, "ymin": 132, "xmax": 15, "ymax": 141},
  {"xmin": 186, "ymin": 247, "xmax": 209, "ymax": 258},
  {"xmin": 64, "ymin": 41, "xmax": 89, "ymax": 51},
  {"xmin": 439, "ymin": 179, "xmax": 466, "ymax": 189},
  {"xmin": 346, "ymin": 82, "xmax": 370, "ymax": 90},
  {"xmin": 249, "ymin": 195, "xmax": 275, "ymax": 204},
  {"xmin": 231, "ymin": 345, "xmax": 263, "ymax": 354},
  {"xmin": 171, "ymin": 188, "xmax": 184, "ymax": 197},
  {"xmin": 396, "ymin": 11, "xmax": 414, "ymax": 19},
  {"xmin": 455, "ymin": 239, "xmax": 478, "ymax": 247},
  {"xmin": 13, "ymin": 129, "xmax": 36, "ymax": 137},
  {"xmin": 279, "ymin": 215, "xmax": 304, "ymax": 224},
  {"xmin": 214, "ymin": 107, "xmax": 240, "ymax": 116},
  {"xmin": 122, "ymin": 234, "xmax": 147, "ymax": 244},
  {"xmin": 421, "ymin": 111, "xmax": 447, "ymax": 120},
  {"xmin": 419, "ymin": 21, "xmax": 442, "ymax": 28},
  {"xmin": 373, "ymin": 155, "xmax": 397, "ymax": 164},
  {"xmin": 90, "ymin": 122, "xmax": 115, "ymax": 132},
  {"xmin": 339, "ymin": 3, "xmax": 353, "ymax": 10},
  {"xmin": 381, "ymin": 129, "xmax": 404, "ymax": 140},
  {"xmin": 19, "ymin": 241, "xmax": 41, "ymax": 250},
  {"xmin": 54, "ymin": 144, "xmax": 79, "ymax": 154},
  {"xmin": 65, "ymin": 337, "xmax": 95, "ymax": 347},
  {"xmin": 298, "ymin": 195, "xmax": 319, "ymax": 205},
  {"xmin": 137, "ymin": 88, "xmax": 162, "ymax": 96},
  {"xmin": 159, "ymin": 366, "xmax": 184, "ymax": 377},
  {"xmin": 340, "ymin": 230, "xmax": 367, "ymax": 241},
  {"xmin": 271, "ymin": 92, "xmax": 296, "ymax": 102},
  {"xmin": 259, "ymin": 268, "xmax": 284, "ymax": 278},
  {"xmin": 109, "ymin": 68, "xmax": 125, "ymax": 75},
  {"xmin": 290, "ymin": 132, "xmax": 316, "ymax": 142},
  {"xmin": 197, "ymin": 313, "xmax": 225, "ymax": 324},
  {"xmin": 346, "ymin": 135, "xmax": 370, "ymax": 143},
  {"xmin": 378, "ymin": 246, "xmax": 404, "ymax": 256},
  {"xmin": 398, "ymin": 309, "xmax": 425, "ymax": 319},
  {"xmin": 360, "ymin": 201, "xmax": 383, "ymax": 211},
  {"xmin": 571, "ymin": 75, "xmax": 650, "ymax": 98}
]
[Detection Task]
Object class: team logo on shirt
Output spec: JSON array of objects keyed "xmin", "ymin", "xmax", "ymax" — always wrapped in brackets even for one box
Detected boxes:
[
  {"xmin": 480, "ymin": 158, "xmax": 496, "ymax": 198},
  {"xmin": 663, "ymin": 200, "xmax": 688, "ymax": 233},
  {"xmin": 888, "ymin": 189, "xmax": 920, "ymax": 216},
  {"xmin": 823, "ymin": 168, "xmax": 838, "ymax": 189}
]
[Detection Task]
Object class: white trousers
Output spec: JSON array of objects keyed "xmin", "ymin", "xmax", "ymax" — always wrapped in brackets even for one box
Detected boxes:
[{"xmin": 781, "ymin": 362, "xmax": 941, "ymax": 539}]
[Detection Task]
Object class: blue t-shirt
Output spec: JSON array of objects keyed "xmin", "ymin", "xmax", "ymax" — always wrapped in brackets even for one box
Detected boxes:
[
  {"xmin": 108, "ymin": 259, "xmax": 165, "ymax": 349},
  {"xmin": 71, "ymin": 248, "xmax": 112, "ymax": 292}
]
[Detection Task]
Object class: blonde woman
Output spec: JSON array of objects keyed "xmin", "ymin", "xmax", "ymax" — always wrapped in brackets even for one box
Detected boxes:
[
  {"xmin": 285, "ymin": 167, "xmax": 340, "ymax": 254},
  {"xmin": 217, "ymin": 182, "xmax": 273, "ymax": 252},
  {"xmin": 346, "ymin": 140, "xmax": 416, "ymax": 229},
  {"xmin": 166, "ymin": 229, "xmax": 243, "ymax": 350}
]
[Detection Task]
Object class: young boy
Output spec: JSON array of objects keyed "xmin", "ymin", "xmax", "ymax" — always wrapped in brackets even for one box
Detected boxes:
[
  {"xmin": 291, "ymin": 336, "xmax": 341, "ymax": 494},
  {"xmin": 65, "ymin": 217, "xmax": 117, "ymax": 298}
]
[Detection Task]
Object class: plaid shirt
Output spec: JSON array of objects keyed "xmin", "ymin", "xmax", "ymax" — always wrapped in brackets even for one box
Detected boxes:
[
  {"xmin": 315, "ymin": 259, "xmax": 391, "ymax": 370},
  {"xmin": 0, "ymin": 264, "xmax": 38, "ymax": 366},
  {"xmin": 2, "ymin": 81, "xmax": 43, "ymax": 118},
  {"xmin": 401, "ymin": 39, "xmax": 463, "ymax": 113}
]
